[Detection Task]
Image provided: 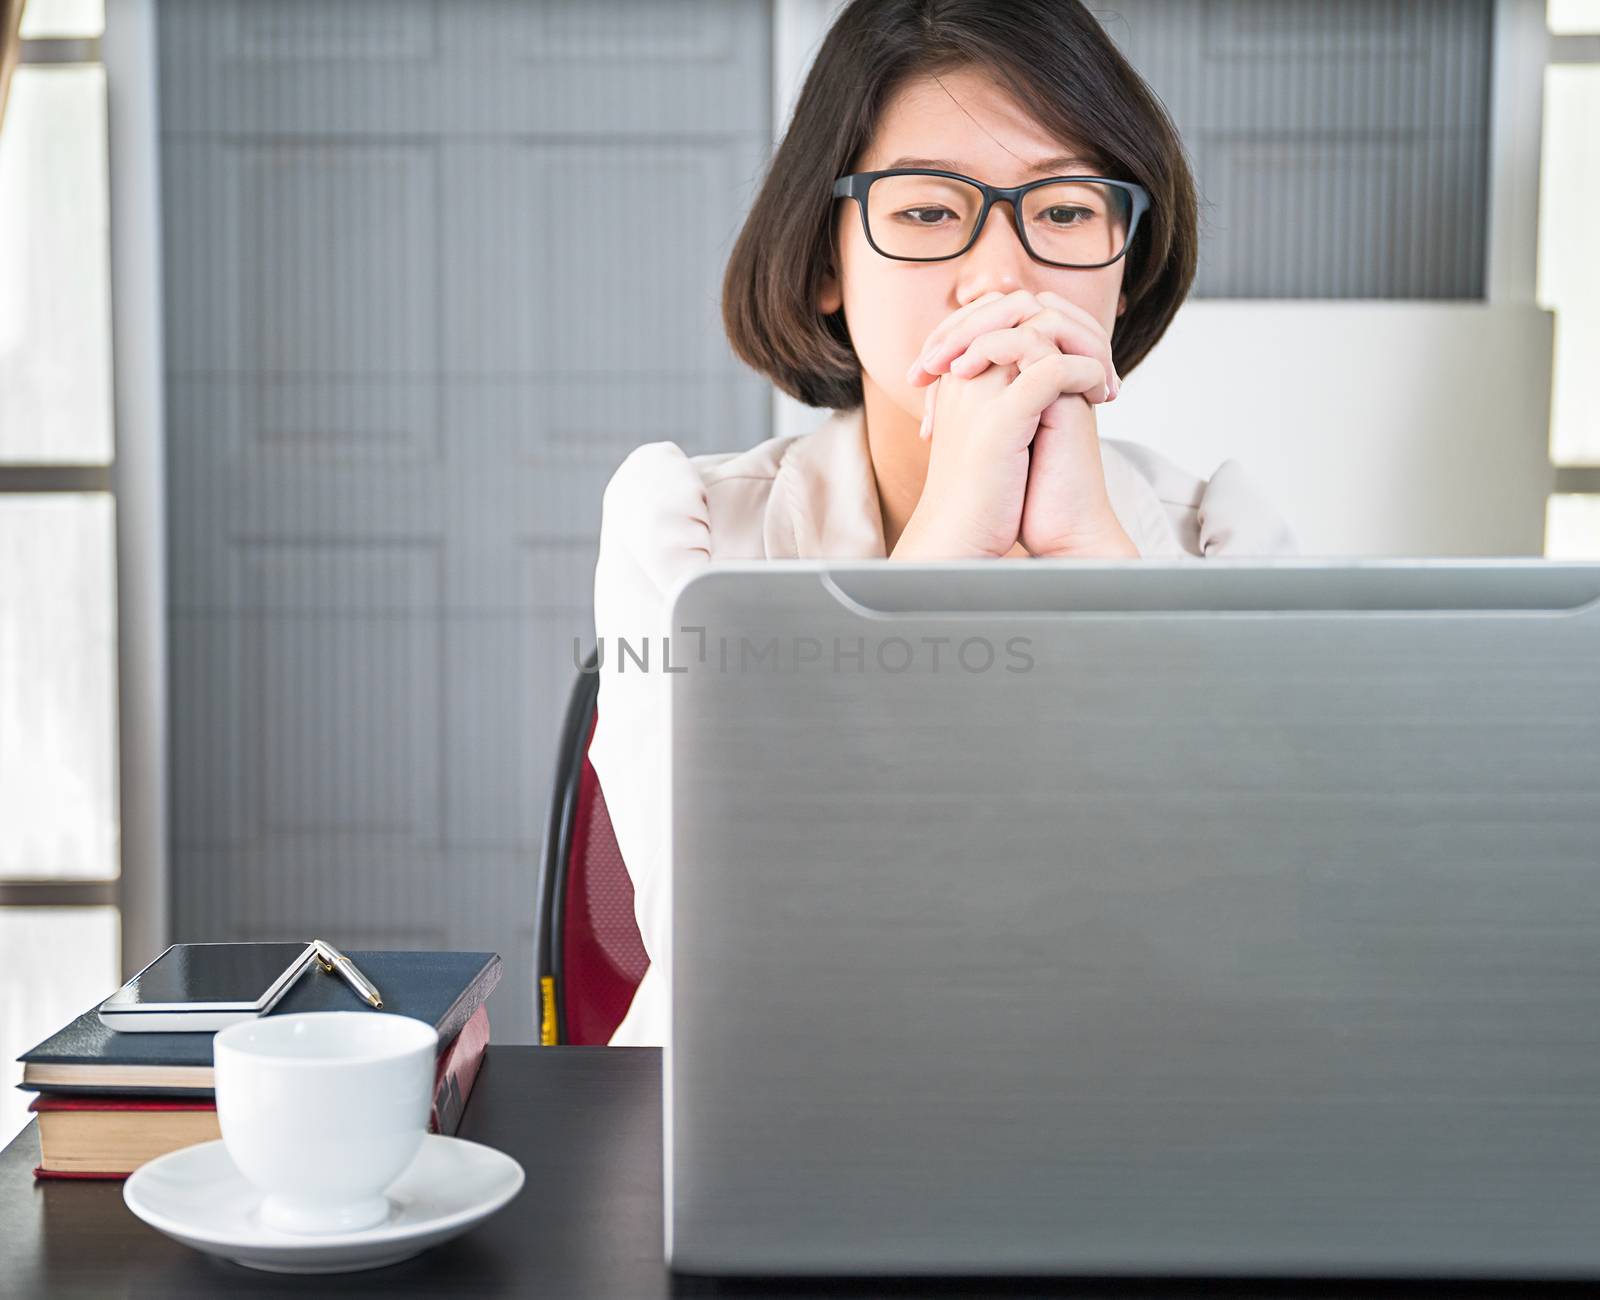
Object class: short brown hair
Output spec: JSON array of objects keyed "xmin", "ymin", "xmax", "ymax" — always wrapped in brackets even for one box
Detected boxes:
[{"xmin": 722, "ymin": 0, "xmax": 1200, "ymax": 411}]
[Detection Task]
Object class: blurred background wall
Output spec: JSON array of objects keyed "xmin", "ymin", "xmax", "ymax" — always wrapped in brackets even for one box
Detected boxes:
[
  {"xmin": 152, "ymin": 0, "xmax": 773, "ymax": 1057},
  {"xmin": 2, "ymin": 0, "xmax": 1597, "ymax": 1144}
]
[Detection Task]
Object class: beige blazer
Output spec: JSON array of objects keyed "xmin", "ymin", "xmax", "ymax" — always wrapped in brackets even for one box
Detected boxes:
[{"xmin": 588, "ymin": 405, "xmax": 1299, "ymax": 1047}]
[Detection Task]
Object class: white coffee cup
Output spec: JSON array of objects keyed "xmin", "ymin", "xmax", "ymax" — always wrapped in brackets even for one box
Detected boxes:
[{"xmin": 212, "ymin": 1011, "xmax": 438, "ymax": 1235}]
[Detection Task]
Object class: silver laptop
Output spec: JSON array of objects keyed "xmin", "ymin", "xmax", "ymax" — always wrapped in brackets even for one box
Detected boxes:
[{"xmin": 663, "ymin": 558, "xmax": 1600, "ymax": 1278}]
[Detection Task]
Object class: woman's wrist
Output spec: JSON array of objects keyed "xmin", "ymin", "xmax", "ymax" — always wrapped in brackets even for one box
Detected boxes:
[
  {"xmin": 889, "ymin": 513, "xmax": 1005, "ymax": 561},
  {"xmin": 888, "ymin": 522, "xmax": 955, "ymax": 560},
  {"xmin": 1027, "ymin": 516, "xmax": 1141, "ymax": 559}
]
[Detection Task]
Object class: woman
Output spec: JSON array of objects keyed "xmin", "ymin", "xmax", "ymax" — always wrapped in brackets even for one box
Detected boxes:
[{"xmin": 589, "ymin": 0, "xmax": 1299, "ymax": 1047}]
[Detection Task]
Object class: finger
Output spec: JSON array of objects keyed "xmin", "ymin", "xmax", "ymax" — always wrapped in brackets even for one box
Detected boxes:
[
  {"xmin": 920, "ymin": 376, "xmax": 938, "ymax": 440},
  {"xmin": 1032, "ymin": 288, "xmax": 1108, "ymax": 336},
  {"xmin": 912, "ymin": 289, "xmax": 1040, "ymax": 381},
  {"xmin": 947, "ymin": 326, "xmax": 1058, "ymax": 379},
  {"xmin": 955, "ymin": 328, "xmax": 1112, "ymax": 404},
  {"xmin": 1037, "ymin": 394, "xmax": 1080, "ymax": 435},
  {"xmin": 925, "ymin": 293, "xmax": 1117, "ymax": 402},
  {"xmin": 904, "ymin": 291, "xmax": 1009, "ymax": 387},
  {"xmin": 1035, "ymin": 290, "xmax": 1121, "ymax": 397},
  {"xmin": 1002, "ymin": 352, "xmax": 1109, "ymax": 418}
]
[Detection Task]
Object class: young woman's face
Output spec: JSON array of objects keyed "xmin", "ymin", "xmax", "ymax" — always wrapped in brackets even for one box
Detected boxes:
[{"xmin": 819, "ymin": 65, "xmax": 1129, "ymax": 424}]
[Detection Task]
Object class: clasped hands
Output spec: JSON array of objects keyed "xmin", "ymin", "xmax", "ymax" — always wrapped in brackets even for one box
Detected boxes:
[{"xmin": 894, "ymin": 288, "xmax": 1138, "ymax": 561}]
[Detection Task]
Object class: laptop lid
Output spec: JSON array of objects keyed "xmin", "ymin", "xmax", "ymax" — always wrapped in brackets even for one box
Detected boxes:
[{"xmin": 665, "ymin": 558, "xmax": 1600, "ymax": 1277}]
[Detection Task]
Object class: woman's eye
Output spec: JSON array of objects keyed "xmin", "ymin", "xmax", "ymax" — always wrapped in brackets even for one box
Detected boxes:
[
  {"xmin": 896, "ymin": 206, "xmax": 957, "ymax": 226},
  {"xmin": 1041, "ymin": 206, "xmax": 1092, "ymax": 226}
]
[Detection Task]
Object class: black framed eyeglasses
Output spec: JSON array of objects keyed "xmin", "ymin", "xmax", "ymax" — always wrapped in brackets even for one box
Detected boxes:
[{"xmin": 831, "ymin": 168, "xmax": 1150, "ymax": 270}]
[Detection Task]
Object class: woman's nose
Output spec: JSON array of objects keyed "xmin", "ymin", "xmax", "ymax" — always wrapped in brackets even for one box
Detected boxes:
[{"xmin": 955, "ymin": 200, "xmax": 1030, "ymax": 301}]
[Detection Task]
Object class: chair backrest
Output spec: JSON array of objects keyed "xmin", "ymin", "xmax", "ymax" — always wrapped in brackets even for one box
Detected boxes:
[{"xmin": 536, "ymin": 647, "xmax": 650, "ymax": 1045}]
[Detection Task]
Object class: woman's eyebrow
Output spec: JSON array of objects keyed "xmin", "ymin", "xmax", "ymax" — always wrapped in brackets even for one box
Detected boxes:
[{"xmin": 883, "ymin": 154, "xmax": 1096, "ymax": 175}]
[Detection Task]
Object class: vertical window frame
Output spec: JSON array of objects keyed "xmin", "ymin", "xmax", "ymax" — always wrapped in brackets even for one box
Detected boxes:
[
  {"xmin": 1541, "ymin": 4, "xmax": 1600, "ymax": 551},
  {"xmin": 0, "ymin": 26, "xmax": 118, "ymax": 909}
]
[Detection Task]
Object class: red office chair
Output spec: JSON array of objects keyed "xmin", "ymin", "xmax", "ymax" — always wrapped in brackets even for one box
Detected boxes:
[{"xmin": 536, "ymin": 646, "xmax": 650, "ymax": 1045}]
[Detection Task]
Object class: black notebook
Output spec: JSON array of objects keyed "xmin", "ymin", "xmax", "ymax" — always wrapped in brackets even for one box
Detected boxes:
[{"xmin": 17, "ymin": 947, "xmax": 501, "ymax": 1097}]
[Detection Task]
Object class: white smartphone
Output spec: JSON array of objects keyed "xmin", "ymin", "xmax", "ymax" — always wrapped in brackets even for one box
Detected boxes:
[{"xmin": 96, "ymin": 941, "xmax": 321, "ymax": 1033}]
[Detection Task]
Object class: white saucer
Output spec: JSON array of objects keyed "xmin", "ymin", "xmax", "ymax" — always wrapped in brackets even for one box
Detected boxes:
[{"xmin": 122, "ymin": 1134, "xmax": 525, "ymax": 1274}]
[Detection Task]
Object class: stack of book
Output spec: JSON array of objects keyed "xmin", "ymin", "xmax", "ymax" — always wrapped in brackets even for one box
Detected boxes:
[{"xmin": 15, "ymin": 948, "xmax": 502, "ymax": 1180}]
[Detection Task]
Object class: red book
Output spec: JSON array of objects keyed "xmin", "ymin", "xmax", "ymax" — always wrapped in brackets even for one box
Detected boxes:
[
  {"xmin": 31, "ymin": 1004, "xmax": 491, "ymax": 1180},
  {"xmin": 428, "ymin": 999, "xmax": 491, "ymax": 1139}
]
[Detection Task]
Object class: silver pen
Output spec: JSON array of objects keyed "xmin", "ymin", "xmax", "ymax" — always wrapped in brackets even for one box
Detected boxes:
[{"xmin": 311, "ymin": 938, "xmax": 384, "ymax": 1009}]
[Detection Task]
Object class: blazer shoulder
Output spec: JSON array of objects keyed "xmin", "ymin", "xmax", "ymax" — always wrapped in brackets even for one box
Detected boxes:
[
  {"xmin": 599, "ymin": 432, "xmax": 806, "ymax": 569},
  {"xmin": 1100, "ymin": 436, "xmax": 1208, "ymax": 507},
  {"xmin": 603, "ymin": 433, "xmax": 802, "ymax": 504},
  {"xmin": 600, "ymin": 440, "xmax": 708, "ymax": 540},
  {"xmin": 1102, "ymin": 436, "xmax": 1301, "ymax": 557},
  {"xmin": 691, "ymin": 431, "xmax": 805, "ymax": 490}
]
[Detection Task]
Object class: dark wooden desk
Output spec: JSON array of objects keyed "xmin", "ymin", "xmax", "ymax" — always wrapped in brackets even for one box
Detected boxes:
[{"xmin": 2, "ymin": 1046, "xmax": 1593, "ymax": 1299}]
